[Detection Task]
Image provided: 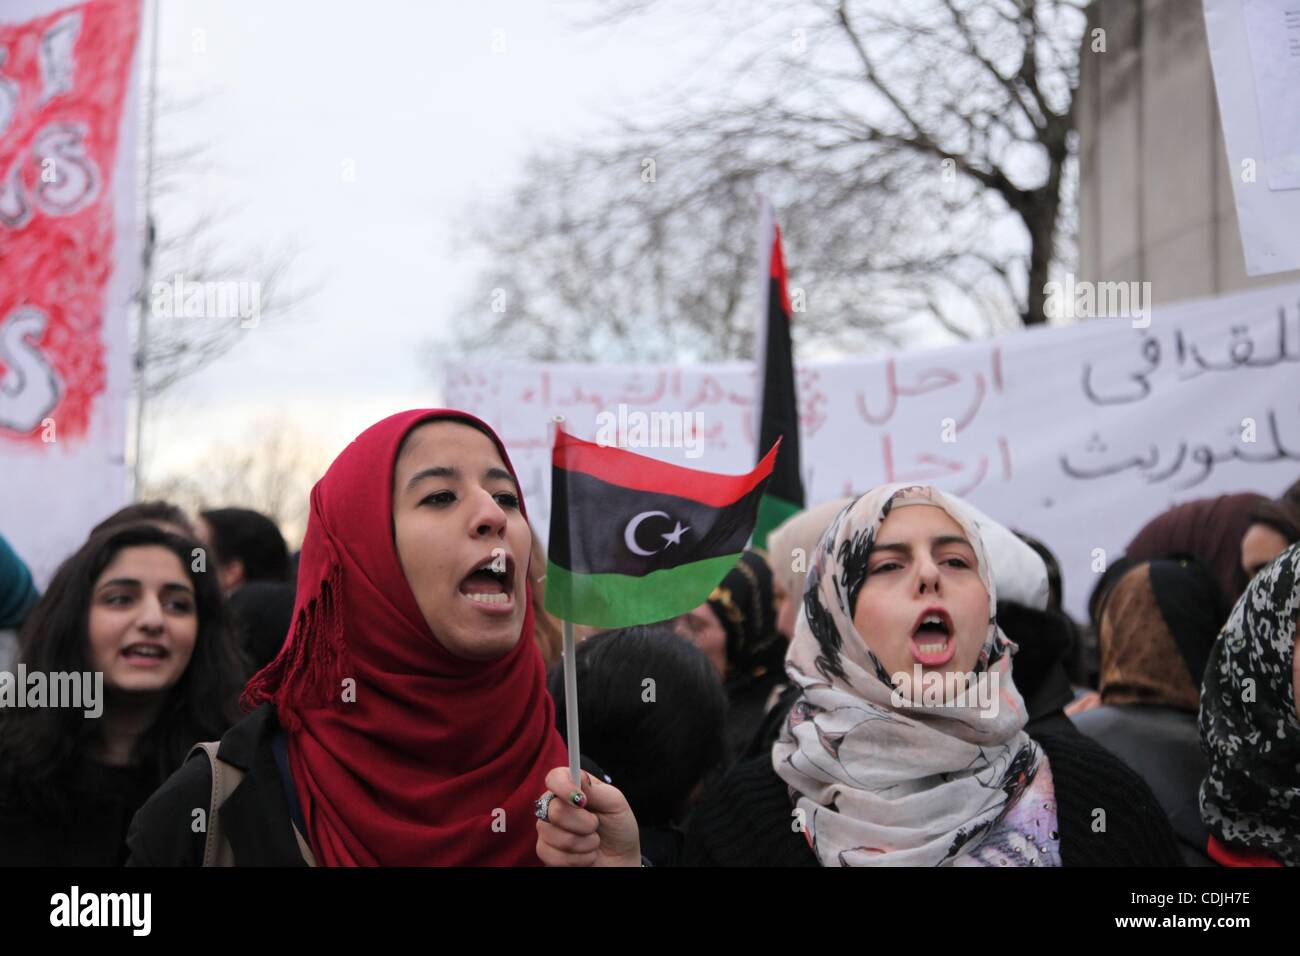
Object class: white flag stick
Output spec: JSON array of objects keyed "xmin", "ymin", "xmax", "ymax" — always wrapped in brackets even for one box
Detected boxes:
[
  {"xmin": 549, "ymin": 413, "xmax": 582, "ymax": 791},
  {"xmin": 562, "ymin": 618, "xmax": 581, "ymax": 790}
]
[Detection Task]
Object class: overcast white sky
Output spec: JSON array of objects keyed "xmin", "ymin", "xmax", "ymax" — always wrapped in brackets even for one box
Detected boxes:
[{"xmin": 143, "ymin": 0, "xmax": 723, "ymax": 479}]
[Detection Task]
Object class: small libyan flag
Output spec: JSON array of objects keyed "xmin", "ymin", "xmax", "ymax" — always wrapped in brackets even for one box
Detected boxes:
[{"xmin": 545, "ymin": 427, "xmax": 780, "ymax": 628}]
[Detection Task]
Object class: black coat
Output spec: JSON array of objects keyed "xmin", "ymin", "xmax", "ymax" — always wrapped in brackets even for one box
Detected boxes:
[
  {"xmin": 681, "ymin": 721, "xmax": 1186, "ymax": 867},
  {"xmin": 1071, "ymin": 703, "xmax": 1212, "ymax": 866},
  {"xmin": 127, "ymin": 702, "xmax": 621, "ymax": 866},
  {"xmin": 126, "ymin": 703, "xmax": 309, "ymax": 866},
  {"xmin": 724, "ymin": 668, "xmax": 786, "ymax": 763},
  {"xmin": 0, "ymin": 759, "xmax": 158, "ymax": 867}
]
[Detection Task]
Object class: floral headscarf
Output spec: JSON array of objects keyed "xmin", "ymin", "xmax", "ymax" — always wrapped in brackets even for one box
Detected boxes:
[{"xmin": 773, "ymin": 484, "xmax": 1061, "ymax": 866}]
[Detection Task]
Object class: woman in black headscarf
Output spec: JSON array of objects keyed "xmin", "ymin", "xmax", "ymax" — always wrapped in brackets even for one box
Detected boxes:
[
  {"xmin": 1072, "ymin": 558, "xmax": 1227, "ymax": 865},
  {"xmin": 1199, "ymin": 542, "xmax": 1300, "ymax": 867}
]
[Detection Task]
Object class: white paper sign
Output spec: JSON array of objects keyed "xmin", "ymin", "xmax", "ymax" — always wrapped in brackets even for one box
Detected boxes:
[{"xmin": 1205, "ymin": 0, "xmax": 1300, "ymax": 273}]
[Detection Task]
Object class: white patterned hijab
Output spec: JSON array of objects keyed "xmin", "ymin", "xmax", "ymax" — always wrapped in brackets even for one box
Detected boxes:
[{"xmin": 772, "ymin": 484, "xmax": 1061, "ymax": 866}]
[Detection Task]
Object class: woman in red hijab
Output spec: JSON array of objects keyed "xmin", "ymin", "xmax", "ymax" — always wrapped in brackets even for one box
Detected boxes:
[{"xmin": 127, "ymin": 410, "xmax": 640, "ymax": 866}]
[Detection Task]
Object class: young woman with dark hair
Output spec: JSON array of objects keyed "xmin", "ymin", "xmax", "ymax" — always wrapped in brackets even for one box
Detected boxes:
[
  {"xmin": 0, "ymin": 524, "xmax": 246, "ymax": 865},
  {"xmin": 90, "ymin": 500, "xmax": 199, "ymax": 540}
]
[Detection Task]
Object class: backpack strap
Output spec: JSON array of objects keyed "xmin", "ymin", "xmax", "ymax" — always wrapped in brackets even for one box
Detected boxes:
[
  {"xmin": 187, "ymin": 740, "xmax": 317, "ymax": 867},
  {"xmin": 188, "ymin": 741, "xmax": 244, "ymax": 867},
  {"xmin": 293, "ymin": 822, "xmax": 318, "ymax": 866}
]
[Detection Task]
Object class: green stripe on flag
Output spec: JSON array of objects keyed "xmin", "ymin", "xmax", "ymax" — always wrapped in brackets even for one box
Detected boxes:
[
  {"xmin": 752, "ymin": 493, "xmax": 802, "ymax": 550},
  {"xmin": 544, "ymin": 554, "xmax": 742, "ymax": 629}
]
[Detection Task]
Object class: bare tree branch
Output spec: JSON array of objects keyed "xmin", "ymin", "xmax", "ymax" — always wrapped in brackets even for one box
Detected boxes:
[
  {"xmin": 136, "ymin": 93, "xmax": 322, "ymax": 399},
  {"xmin": 439, "ymin": 0, "xmax": 1084, "ymax": 368}
]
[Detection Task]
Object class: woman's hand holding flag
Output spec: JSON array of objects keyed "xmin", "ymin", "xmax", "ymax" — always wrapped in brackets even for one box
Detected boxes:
[{"xmin": 535, "ymin": 767, "xmax": 642, "ymax": 867}]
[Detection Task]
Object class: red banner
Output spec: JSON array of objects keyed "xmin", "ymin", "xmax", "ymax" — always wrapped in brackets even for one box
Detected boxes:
[{"xmin": 0, "ymin": 0, "xmax": 141, "ymax": 443}]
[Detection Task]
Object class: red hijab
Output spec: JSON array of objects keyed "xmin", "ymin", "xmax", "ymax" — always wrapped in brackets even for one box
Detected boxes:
[{"xmin": 243, "ymin": 410, "xmax": 568, "ymax": 865}]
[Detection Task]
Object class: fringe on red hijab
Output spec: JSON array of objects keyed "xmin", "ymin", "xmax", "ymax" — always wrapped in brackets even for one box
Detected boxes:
[{"xmin": 242, "ymin": 409, "xmax": 568, "ymax": 865}]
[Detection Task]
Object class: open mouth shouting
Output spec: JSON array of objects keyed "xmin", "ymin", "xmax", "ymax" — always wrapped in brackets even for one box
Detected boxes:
[
  {"xmin": 458, "ymin": 551, "xmax": 517, "ymax": 615},
  {"xmin": 910, "ymin": 606, "xmax": 956, "ymax": 666},
  {"xmin": 120, "ymin": 641, "xmax": 171, "ymax": 668}
]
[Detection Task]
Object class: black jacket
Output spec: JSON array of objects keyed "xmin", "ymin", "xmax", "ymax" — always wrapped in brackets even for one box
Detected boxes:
[
  {"xmin": 1071, "ymin": 703, "xmax": 1212, "ymax": 866},
  {"xmin": 0, "ymin": 759, "xmax": 158, "ymax": 867},
  {"xmin": 127, "ymin": 702, "xmax": 622, "ymax": 866},
  {"xmin": 724, "ymin": 668, "xmax": 786, "ymax": 763},
  {"xmin": 126, "ymin": 703, "xmax": 307, "ymax": 866},
  {"xmin": 681, "ymin": 721, "xmax": 1186, "ymax": 867}
]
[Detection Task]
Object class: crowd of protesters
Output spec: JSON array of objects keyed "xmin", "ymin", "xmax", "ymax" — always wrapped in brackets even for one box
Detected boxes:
[{"xmin": 0, "ymin": 408, "xmax": 1296, "ymax": 867}]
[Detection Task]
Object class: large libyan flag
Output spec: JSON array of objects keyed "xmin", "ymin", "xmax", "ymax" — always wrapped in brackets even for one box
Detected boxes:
[
  {"xmin": 752, "ymin": 210, "xmax": 805, "ymax": 549},
  {"xmin": 545, "ymin": 427, "xmax": 780, "ymax": 628}
]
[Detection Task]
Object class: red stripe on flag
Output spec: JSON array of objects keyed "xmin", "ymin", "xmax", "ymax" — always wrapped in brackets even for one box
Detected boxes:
[
  {"xmin": 554, "ymin": 428, "xmax": 780, "ymax": 507},
  {"xmin": 770, "ymin": 224, "xmax": 793, "ymax": 316}
]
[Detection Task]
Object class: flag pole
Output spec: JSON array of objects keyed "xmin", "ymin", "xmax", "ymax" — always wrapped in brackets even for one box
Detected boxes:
[
  {"xmin": 132, "ymin": 0, "xmax": 163, "ymax": 498},
  {"xmin": 561, "ymin": 619, "xmax": 581, "ymax": 790},
  {"xmin": 754, "ymin": 194, "xmax": 775, "ymax": 420},
  {"xmin": 550, "ymin": 415, "xmax": 582, "ymax": 791}
]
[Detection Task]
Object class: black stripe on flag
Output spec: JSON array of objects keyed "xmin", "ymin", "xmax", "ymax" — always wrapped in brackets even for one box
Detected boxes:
[{"xmin": 548, "ymin": 466, "xmax": 762, "ymax": 577}]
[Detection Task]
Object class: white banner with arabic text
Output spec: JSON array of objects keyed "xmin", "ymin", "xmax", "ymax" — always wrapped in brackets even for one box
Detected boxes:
[{"xmin": 445, "ymin": 281, "xmax": 1300, "ymax": 620}]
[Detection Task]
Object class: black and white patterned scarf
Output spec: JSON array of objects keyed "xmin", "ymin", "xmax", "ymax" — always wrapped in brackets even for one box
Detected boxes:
[{"xmin": 1199, "ymin": 542, "xmax": 1300, "ymax": 866}]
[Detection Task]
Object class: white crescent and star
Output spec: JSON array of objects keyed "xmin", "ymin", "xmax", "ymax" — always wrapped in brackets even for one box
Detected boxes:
[{"xmin": 624, "ymin": 511, "xmax": 691, "ymax": 556}]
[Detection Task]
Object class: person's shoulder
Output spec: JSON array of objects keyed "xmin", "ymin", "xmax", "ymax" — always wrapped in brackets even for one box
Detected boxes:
[
  {"xmin": 125, "ymin": 749, "xmax": 210, "ymax": 867},
  {"xmin": 126, "ymin": 703, "xmax": 284, "ymax": 866},
  {"xmin": 1066, "ymin": 704, "xmax": 1120, "ymax": 735},
  {"xmin": 1029, "ymin": 722, "xmax": 1184, "ymax": 867},
  {"xmin": 701, "ymin": 754, "xmax": 789, "ymax": 815},
  {"xmin": 682, "ymin": 754, "xmax": 818, "ymax": 867},
  {"xmin": 1030, "ymin": 718, "xmax": 1141, "ymax": 785}
]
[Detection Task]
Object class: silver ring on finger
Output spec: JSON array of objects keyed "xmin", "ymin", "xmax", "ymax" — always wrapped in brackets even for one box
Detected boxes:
[{"xmin": 534, "ymin": 791, "xmax": 557, "ymax": 823}]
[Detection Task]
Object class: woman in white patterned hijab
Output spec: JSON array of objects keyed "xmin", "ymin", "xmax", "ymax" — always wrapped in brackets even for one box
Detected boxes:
[{"xmin": 773, "ymin": 483, "xmax": 1061, "ymax": 866}]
